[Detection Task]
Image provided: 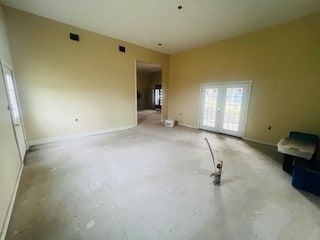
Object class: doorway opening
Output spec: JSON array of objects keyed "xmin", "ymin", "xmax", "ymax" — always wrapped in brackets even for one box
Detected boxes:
[
  {"xmin": 199, "ymin": 81, "xmax": 252, "ymax": 137},
  {"xmin": 135, "ymin": 61, "xmax": 162, "ymax": 125},
  {"xmin": 1, "ymin": 62, "xmax": 27, "ymax": 162}
]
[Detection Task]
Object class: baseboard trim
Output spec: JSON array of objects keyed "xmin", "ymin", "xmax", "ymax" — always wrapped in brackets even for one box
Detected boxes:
[
  {"xmin": 178, "ymin": 123, "xmax": 199, "ymax": 129},
  {"xmin": 243, "ymin": 137, "xmax": 277, "ymax": 147},
  {"xmin": 177, "ymin": 124, "xmax": 277, "ymax": 147},
  {"xmin": 28, "ymin": 125, "xmax": 135, "ymax": 146},
  {"xmin": 0, "ymin": 164, "xmax": 23, "ymax": 240}
]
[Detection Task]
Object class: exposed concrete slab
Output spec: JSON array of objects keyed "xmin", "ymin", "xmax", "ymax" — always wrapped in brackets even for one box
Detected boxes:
[{"xmin": 6, "ymin": 111, "xmax": 320, "ymax": 240}]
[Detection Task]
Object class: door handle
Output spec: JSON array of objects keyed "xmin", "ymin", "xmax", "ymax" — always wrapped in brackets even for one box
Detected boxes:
[{"xmin": 14, "ymin": 123, "xmax": 20, "ymax": 127}]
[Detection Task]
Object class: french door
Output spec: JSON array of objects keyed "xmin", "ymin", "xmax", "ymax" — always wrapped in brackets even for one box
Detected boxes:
[
  {"xmin": 1, "ymin": 63, "xmax": 27, "ymax": 162},
  {"xmin": 199, "ymin": 82, "xmax": 252, "ymax": 137}
]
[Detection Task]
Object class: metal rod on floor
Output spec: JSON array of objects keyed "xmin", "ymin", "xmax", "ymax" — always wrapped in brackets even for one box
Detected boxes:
[{"xmin": 204, "ymin": 137, "xmax": 215, "ymax": 167}]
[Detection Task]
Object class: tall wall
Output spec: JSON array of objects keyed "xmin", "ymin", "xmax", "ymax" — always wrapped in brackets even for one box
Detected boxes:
[
  {"xmin": 3, "ymin": 7, "xmax": 169, "ymax": 142},
  {"xmin": 168, "ymin": 13, "xmax": 320, "ymax": 144},
  {"xmin": 0, "ymin": 4, "xmax": 22, "ymax": 238},
  {"xmin": 137, "ymin": 71, "xmax": 149, "ymax": 110}
]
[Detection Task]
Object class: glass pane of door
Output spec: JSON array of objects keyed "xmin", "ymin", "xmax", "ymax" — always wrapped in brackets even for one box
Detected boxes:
[
  {"xmin": 222, "ymin": 87, "xmax": 243, "ymax": 131},
  {"xmin": 202, "ymin": 88, "xmax": 219, "ymax": 128},
  {"xmin": 2, "ymin": 65, "xmax": 27, "ymax": 161},
  {"xmin": 5, "ymin": 73, "xmax": 20, "ymax": 123}
]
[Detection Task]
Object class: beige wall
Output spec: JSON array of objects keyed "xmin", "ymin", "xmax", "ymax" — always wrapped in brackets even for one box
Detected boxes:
[
  {"xmin": 137, "ymin": 71, "xmax": 149, "ymax": 110},
  {"xmin": 149, "ymin": 71, "xmax": 162, "ymax": 88},
  {"xmin": 168, "ymin": 13, "xmax": 320, "ymax": 144},
  {"xmin": 0, "ymin": 4, "xmax": 22, "ymax": 238},
  {"xmin": 4, "ymin": 7, "xmax": 169, "ymax": 141}
]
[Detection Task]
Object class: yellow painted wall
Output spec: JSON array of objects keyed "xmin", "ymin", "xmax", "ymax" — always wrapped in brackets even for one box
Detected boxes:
[
  {"xmin": 0, "ymin": 4, "xmax": 21, "ymax": 238},
  {"xmin": 137, "ymin": 71, "xmax": 149, "ymax": 110},
  {"xmin": 169, "ymin": 13, "xmax": 320, "ymax": 144},
  {"xmin": 3, "ymin": 7, "xmax": 169, "ymax": 141},
  {"xmin": 149, "ymin": 71, "xmax": 162, "ymax": 89}
]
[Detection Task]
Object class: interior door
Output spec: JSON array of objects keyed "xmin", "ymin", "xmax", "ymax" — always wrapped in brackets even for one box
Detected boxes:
[
  {"xmin": 2, "ymin": 64, "xmax": 27, "ymax": 161},
  {"xmin": 200, "ymin": 82, "xmax": 251, "ymax": 137}
]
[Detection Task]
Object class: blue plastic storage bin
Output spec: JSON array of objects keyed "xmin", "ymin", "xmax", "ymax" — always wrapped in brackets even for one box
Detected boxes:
[{"xmin": 292, "ymin": 166, "xmax": 320, "ymax": 196}]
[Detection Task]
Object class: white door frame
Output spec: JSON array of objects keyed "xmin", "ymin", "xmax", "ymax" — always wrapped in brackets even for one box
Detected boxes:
[
  {"xmin": 198, "ymin": 80, "xmax": 253, "ymax": 137},
  {"xmin": 0, "ymin": 60, "xmax": 28, "ymax": 162}
]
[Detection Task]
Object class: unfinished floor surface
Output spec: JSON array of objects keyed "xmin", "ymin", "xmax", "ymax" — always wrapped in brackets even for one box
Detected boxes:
[{"xmin": 5, "ymin": 111, "xmax": 320, "ymax": 240}]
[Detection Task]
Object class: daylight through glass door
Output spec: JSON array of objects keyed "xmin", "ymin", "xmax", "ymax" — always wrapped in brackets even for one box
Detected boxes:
[
  {"xmin": 222, "ymin": 87, "xmax": 243, "ymax": 131},
  {"xmin": 200, "ymin": 82, "xmax": 251, "ymax": 137}
]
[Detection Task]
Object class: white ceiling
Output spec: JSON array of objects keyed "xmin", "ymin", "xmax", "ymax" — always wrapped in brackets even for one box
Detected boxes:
[{"xmin": 1, "ymin": 0, "xmax": 320, "ymax": 54}]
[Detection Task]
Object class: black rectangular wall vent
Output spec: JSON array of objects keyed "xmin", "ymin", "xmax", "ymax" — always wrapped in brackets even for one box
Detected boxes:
[
  {"xmin": 70, "ymin": 33, "xmax": 80, "ymax": 41},
  {"xmin": 119, "ymin": 46, "xmax": 126, "ymax": 53}
]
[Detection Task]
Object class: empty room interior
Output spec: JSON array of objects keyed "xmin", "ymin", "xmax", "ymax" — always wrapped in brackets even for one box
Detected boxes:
[{"xmin": 0, "ymin": 1, "xmax": 320, "ymax": 239}]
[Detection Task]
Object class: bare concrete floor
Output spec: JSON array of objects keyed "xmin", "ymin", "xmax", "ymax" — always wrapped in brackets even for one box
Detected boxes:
[{"xmin": 6, "ymin": 111, "xmax": 320, "ymax": 240}]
